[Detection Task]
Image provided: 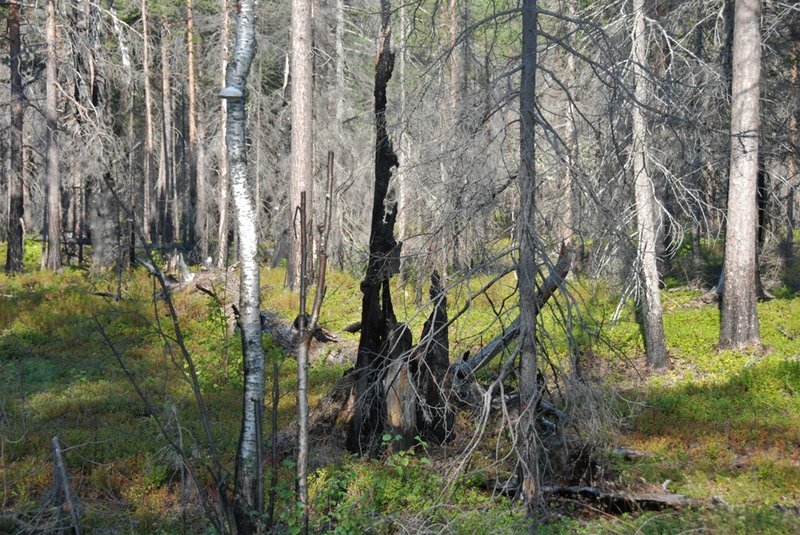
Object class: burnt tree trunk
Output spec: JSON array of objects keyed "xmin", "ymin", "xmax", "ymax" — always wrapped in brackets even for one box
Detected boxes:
[
  {"xmin": 346, "ymin": 0, "xmax": 401, "ymax": 455},
  {"xmin": 411, "ymin": 271, "xmax": 452, "ymax": 444}
]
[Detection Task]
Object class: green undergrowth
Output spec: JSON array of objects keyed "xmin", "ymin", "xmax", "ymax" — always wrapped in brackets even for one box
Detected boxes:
[{"xmin": 1, "ymin": 241, "xmax": 799, "ymax": 532}]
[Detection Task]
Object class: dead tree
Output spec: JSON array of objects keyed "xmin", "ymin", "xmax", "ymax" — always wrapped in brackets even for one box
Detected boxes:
[{"xmin": 346, "ymin": 0, "xmax": 402, "ymax": 455}]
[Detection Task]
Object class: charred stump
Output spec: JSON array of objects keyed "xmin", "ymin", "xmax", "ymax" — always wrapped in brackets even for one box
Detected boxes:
[{"xmin": 411, "ymin": 270, "xmax": 453, "ymax": 444}]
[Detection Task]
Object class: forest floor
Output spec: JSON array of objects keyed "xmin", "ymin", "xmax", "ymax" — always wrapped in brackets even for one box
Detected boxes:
[{"xmin": 1, "ymin": 241, "xmax": 799, "ymax": 533}]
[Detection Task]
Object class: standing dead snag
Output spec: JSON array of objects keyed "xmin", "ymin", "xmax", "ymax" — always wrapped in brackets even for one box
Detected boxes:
[
  {"xmin": 346, "ymin": 0, "xmax": 401, "ymax": 455},
  {"xmin": 410, "ymin": 271, "xmax": 452, "ymax": 445}
]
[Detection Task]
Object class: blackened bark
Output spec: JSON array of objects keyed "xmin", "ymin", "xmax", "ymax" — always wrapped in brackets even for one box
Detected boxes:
[
  {"xmin": 346, "ymin": 0, "xmax": 401, "ymax": 455},
  {"xmin": 413, "ymin": 271, "xmax": 452, "ymax": 444}
]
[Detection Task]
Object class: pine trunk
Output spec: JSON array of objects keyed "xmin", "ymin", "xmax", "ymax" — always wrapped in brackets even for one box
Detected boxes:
[
  {"xmin": 720, "ymin": 0, "xmax": 761, "ymax": 349},
  {"xmin": 631, "ymin": 0, "xmax": 667, "ymax": 368},
  {"xmin": 6, "ymin": 0, "xmax": 24, "ymax": 273},
  {"xmin": 216, "ymin": 0, "xmax": 231, "ymax": 268},
  {"xmin": 288, "ymin": 0, "xmax": 314, "ymax": 289},
  {"xmin": 142, "ymin": 0, "xmax": 156, "ymax": 242},
  {"xmin": 518, "ymin": 0, "xmax": 541, "ymax": 518},
  {"xmin": 43, "ymin": 0, "xmax": 62, "ymax": 271}
]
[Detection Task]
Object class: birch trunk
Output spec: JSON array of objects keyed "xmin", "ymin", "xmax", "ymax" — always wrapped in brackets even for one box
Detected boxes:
[
  {"xmin": 720, "ymin": 0, "xmax": 761, "ymax": 349},
  {"xmin": 225, "ymin": 0, "xmax": 263, "ymax": 532},
  {"xmin": 631, "ymin": 0, "xmax": 667, "ymax": 368},
  {"xmin": 43, "ymin": 0, "xmax": 61, "ymax": 271},
  {"xmin": 6, "ymin": 0, "xmax": 24, "ymax": 273},
  {"xmin": 517, "ymin": 0, "xmax": 541, "ymax": 516},
  {"xmin": 288, "ymin": 0, "xmax": 314, "ymax": 290}
]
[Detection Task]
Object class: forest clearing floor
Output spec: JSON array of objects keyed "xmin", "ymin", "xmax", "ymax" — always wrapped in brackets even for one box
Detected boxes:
[{"xmin": 0, "ymin": 243, "xmax": 799, "ymax": 533}]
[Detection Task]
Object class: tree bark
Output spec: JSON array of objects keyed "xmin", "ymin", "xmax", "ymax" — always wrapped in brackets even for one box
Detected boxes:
[
  {"xmin": 518, "ymin": 0, "xmax": 541, "ymax": 518},
  {"xmin": 142, "ymin": 0, "xmax": 156, "ymax": 242},
  {"xmin": 719, "ymin": 0, "xmax": 761, "ymax": 350},
  {"xmin": 346, "ymin": 0, "xmax": 401, "ymax": 456},
  {"xmin": 631, "ymin": 0, "xmax": 667, "ymax": 368},
  {"xmin": 43, "ymin": 0, "xmax": 62, "ymax": 272},
  {"xmin": 225, "ymin": 0, "xmax": 263, "ymax": 531},
  {"xmin": 158, "ymin": 27, "xmax": 174, "ymax": 244},
  {"xmin": 335, "ymin": 0, "xmax": 345, "ymax": 126},
  {"xmin": 788, "ymin": 23, "xmax": 799, "ymax": 260},
  {"xmin": 186, "ymin": 0, "xmax": 207, "ymax": 259},
  {"xmin": 216, "ymin": 0, "xmax": 231, "ymax": 268},
  {"xmin": 6, "ymin": 0, "xmax": 24, "ymax": 273},
  {"xmin": 288, "ymin": 0, "xmax": 314, "ymax": 290}
]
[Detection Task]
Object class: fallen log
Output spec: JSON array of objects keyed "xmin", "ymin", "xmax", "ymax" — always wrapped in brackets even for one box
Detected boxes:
[
  {"xmin": 542, "ymin": 485, "xmax": 697, "ymax": 513},
  {"xmin": 490, "ymin": 477, "xmax": 697, "ymax": 513},
  {"xmin": 450, "ymin": 243, "xmax": 572, "ymax": 380},
  {"xmin": 260, "ymin": 311, "xmax": 354, "ymax": 365}
]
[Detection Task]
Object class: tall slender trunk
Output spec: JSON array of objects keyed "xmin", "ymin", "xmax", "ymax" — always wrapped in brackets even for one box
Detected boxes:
[
  {"xmin": 158, "ymin": 27, "xmax": 173, "ymax": 243},
  {"xmin": 788, "ymin": 24, "xmax": 799, "ymax": 260},
  {"xmin": 518, "ymin": 0, "xmax": 541, "ymax": 519},
  {"xmin": 187, "ymin": 0, "xmax": 207, "ymax": 258},
  {"xmin": 397, "ymin": 2, "xmax": 408, "ymax": 248},
  {"xmin": 142, "ymin": 0, "xmax": 156, "ymax": 241},
  {"xmin": 216, "ymin": 0, "xmax": 231, "ymax": 268},
  {"xmin": 346, "ymin": 0, "xmax": 400, "ymax": 456},
  {"xmin": 561, "ymin": 9, "xmax": 577, "ymax": 248},
  {"xmin": 6, "ymin": 0, "xmax": 24, "ymax": 273},
  {"xmin": 720, "ymin": 0, "xmax": 761, "ymax": 349},
  {"xmin": 631, "ymin": 0, "xmax": 667, "ymax": 368},
  {"xmin": 288, "ymin": 0, "xmax": 314, "ymax": 289},
  {"xmin": 111, "ymin": 2, "xmax": 135, "ymax": 266},
  {"xmin": 224, "ymin": 0, "xmax": 263, "ymax": 531},
  {"xmin": 335, "ymin": 0, "xmax": 345, "ymax": 125},
  {"xmin": 43, "ymin": 0, "xmax": 62, "ymax": 271}
]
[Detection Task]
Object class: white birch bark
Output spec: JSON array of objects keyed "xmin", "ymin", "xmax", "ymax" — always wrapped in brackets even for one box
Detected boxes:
[{"xmin": 225, "ymin": 0, "xmax": 263, "ymax": 531}]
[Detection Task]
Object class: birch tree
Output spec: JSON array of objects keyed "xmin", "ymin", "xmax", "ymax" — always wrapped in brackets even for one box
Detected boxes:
[
  {"xmin": 720, "ymin": 0, "xmax": 761, "ymax": 349},
  {"xmin": 223, "ymin": 0, "xmax": 264, "ymax": 531},
  {"xmin": 216, "ymin": 0, "xmax": 231, "ymax": 268}
]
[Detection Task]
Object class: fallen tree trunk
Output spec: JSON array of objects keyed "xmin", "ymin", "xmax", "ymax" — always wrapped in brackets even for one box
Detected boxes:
[
  {"xmin": 541, "ymin": 485, "xmax": 697, "ymax": 513},
  {"xmin": 450, "ymin": 243, "xmax": 571, "ymax": 380}
]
